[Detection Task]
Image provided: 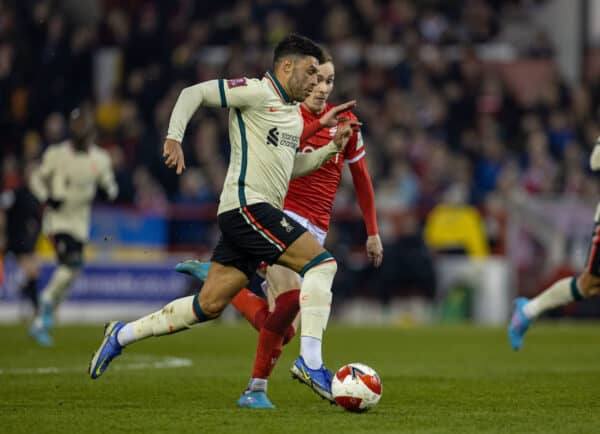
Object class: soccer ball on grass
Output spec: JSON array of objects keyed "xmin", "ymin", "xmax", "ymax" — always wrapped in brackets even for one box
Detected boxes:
[{"xmin": 331, "ymin": 363, "xmax": 382, "ymax": 412}]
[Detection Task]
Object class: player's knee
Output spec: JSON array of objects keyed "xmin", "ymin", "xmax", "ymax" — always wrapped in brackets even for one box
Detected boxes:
[
  {"xmin": 577, "ymin": 272, "xmax": 600, "ymax": 297},
  {"xmin": 300, "ymin": 251, "xmax": 337, "ymax": 279},
  {"xmin": 300, "ymin": 254, "xmax": 337, "ymax": 308},
  {"xmin": 267, "ymin": 266, "xmax": 302, "ymax": 296},
  {"xmin": 197, "ymin": 292, "xmax": 227, "ymax": 318}
]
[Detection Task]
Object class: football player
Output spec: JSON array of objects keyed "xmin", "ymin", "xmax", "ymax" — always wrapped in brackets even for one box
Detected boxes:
[
  {"xmin": 177, "ymin": 53, "xmax": 382, "ymax": 408},
  {"xmin": 509, "ymin": 137, "xmax": 600, "ymax": 350},
  {"xmin": 29, "ymin": 105, "xmax": 118, "ymax": 346}
]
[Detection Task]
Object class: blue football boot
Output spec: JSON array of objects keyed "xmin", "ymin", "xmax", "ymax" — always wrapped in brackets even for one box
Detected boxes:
[
  {"xmin": 175, "ymin": 260, "xmax": 211, "ymax": 282},
  {"xmin": 29, "ymin": 302, "xmax": 54, "ymax": 346},
  {"xmin": 237, "ymin": 390, "xmax": 276, "ymax": 409},
  {"xmin": 290, "ymin": 356, "xmax": 335, "ymax": 403},
  {"xmin": 89, "ymin": 321, "xmax": 125, "ymax": 379},
  {"xmin": 29, "ymin": 322, "xmax": 53, "ymax": 346},
  {"xmin": 508, "ymin": 297, "xmax": 531, "ymax": 351}
]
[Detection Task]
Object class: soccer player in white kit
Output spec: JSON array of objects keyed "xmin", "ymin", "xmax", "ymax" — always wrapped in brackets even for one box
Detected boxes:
[
  {"xmin": 176, "ymin": 56, "xmax": 382, "ymax": 408},
  {"xmin": 89, "ymin": 34, "xmax": 356, "ymax": 402},
  {"xmin": 29, "ymin": 105, "xmax": 118, "ymax": 346},
  {"xmin": 509, "ymin": 137, "xmax": 600, "ymax": 350}
]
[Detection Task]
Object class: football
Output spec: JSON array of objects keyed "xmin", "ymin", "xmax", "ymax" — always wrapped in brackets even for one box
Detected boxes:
[{"xmin": 331, "ymin": 363, "xmax": 382, "ymax": 412}]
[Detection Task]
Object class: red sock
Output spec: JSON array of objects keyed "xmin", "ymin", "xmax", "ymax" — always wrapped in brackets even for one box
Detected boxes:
[
  {"xmin": 231, "ymin": 288, "xmax": 269, "ymax": 331},
  {"xmin": 252, "ymin": 328, "xmax": 284, "ymax": 379},
  {"xmin": 282, "ymin": 323, "xmax": 296, "ymax": 345},
  {"xmin": 251, "ymin": 289, "xmax": 300, "ymax": 379}
]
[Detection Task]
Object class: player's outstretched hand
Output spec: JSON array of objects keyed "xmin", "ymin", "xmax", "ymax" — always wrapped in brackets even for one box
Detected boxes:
[
  {"xmin": 332, "ymin": 121, "xmax": 359, "ymax": 152},
  {"xmin": 366, "ymin": 234, "xmax": 383, "ymax": 268},
  {"xmin": 163, "ymin": 139, "xmax": 186, "ymax": 174},
  {"xmin": 319, "ymin": 100, "xmax": 357, "ymax": 128}
]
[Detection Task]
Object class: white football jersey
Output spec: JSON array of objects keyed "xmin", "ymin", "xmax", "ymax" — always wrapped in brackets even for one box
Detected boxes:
[
  {"xmin": 30, "ymin": 141, "xmax": 118, "ymax": 242},
  {"xmin": 167, "ymin": 72, "xmax": 305, "ymax": 214}
]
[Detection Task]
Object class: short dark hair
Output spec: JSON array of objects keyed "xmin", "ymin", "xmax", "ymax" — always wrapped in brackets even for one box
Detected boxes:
[{"xmin": 273, "ymin": 33, "xmax": 324, "ymax": 66}]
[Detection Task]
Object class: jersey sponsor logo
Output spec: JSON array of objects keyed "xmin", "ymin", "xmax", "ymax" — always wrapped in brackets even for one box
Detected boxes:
[
  {"xmin": 280, "ymin": 217, "xmax": 294, "ymax": 233},
  {"xmin": 266, "ymin": 127, "xmax": 298, "ymax": 149},
  {"xmin": 227, "ymin": 78, "xmax": 247, "ymax": 88},
  {"xmin": 269, "ymin": 107, "xmax": 279, "ymax": 113},
  {"xmin": 267, "ymin": 127, "xmax": 279, "ymax": 147}
]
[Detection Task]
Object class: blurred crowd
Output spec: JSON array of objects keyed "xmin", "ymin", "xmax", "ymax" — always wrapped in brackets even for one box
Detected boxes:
[{"xmin": 1, "ymin": 0, "xmax": 600, "ymax": 301}]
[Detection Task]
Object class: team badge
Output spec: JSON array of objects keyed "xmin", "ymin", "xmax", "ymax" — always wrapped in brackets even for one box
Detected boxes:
[{"xmin": 280, "ymin": 217, "xmax": 294, "ymax": 233}]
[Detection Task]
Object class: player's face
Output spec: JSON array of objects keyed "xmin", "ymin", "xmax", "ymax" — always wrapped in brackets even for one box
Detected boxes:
[
  {"xmin": 70, "ymin": 108, "xmax": 95, "ymax": 149},
  {"xmin": 303, "ymin": 62, "xmax": 334, "ymax": 114},
  {"xmin": 288, "ymin": 56, "xmax": 319, "ymax": 101}
]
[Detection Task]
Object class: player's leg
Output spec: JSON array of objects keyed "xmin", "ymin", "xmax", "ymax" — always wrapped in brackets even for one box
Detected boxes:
[
  {"xmin": 276, "ymin": 231, "xmax": 337, "ymax": 401},
  {"xmin": 18, "ymin": 253, "xmax": 40, "ymax": 314},
  {"xmin": 30, "ymin": 234, "xmax": 83, "ymax": 346},
  {"xmin": 233, "ymin": 203, "xmax": 335, "ymax": 378},
  {"xmin": 89, "ymin": 260, "xmax": 250, "ymax": 379},
  {"xmin": 225, "ymin": 203, "xmax": 334, "ymax": 402},
  {"xmin": 264, "ymin": 265, "xmax": 300, "ymax": 346},
  {"xmin": 509, "ymin": 218, "xmax": 600, "ymax": 350},
  {"xmin": 175, "ymin": 259, "xmax": 299, "ymax": 408},
  {"xmin": 239, "ymin": 265, "xmax": 300, "ymax": 407},
  {"xmin": 176, "ymin": 259, "xmax": 271, "ymax": 331}
]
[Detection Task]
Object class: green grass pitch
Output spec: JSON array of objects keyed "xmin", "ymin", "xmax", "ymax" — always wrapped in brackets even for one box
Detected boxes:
[{"xmin": 2, "ymin": 322, "xmax": 600, "ymax": 433}]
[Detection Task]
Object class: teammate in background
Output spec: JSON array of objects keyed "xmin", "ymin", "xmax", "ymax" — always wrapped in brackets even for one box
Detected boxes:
[
  {"xmin": 509, "ymin": 136, "xmax": 600, "ymax": 351},
  {"xmin": 89, "ymin": 35, "xmax": 357, "ymax": 405},
  {"xmin": 0, "ymin": 164, "xmax": 43, "ymax": 316},
  {"xmin": 28, "ymin": 105, "xmax": 118, "ymax": 346},
  {"xmin": 177, "ymin": 55, "xmax": 383, "ymax": 408}
]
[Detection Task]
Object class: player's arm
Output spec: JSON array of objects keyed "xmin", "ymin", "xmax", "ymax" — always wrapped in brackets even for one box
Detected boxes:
[
  {"xmin": 164, "ymin": 78, "xmax": 266, "ymax": 174},
  {"xmin": 300, "ymin": 100, "xmax": 357, "ymax": 142},
  {"xmin": 291, "ymin": 122, "xmax": 356, "ymax": 179},
  {"xmin": 29, "ymin": 147, "xmax": 55, "ymax": 203},
  {"xmin": 291, "ymin": 143, "xmax": 338, "ymax": 179},
  {"xmin": 347, "ymin": 131, "xmax": 383, "ymax": 267},
  {"xmin": 97, "ymin": 153, "xmax": 119, "ymax": 201}
]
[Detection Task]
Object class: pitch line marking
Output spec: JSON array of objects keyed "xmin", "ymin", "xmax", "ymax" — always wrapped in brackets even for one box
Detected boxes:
[{"xmin": 0, "ymin": 355, "xmax": 192, "ymax": 376}]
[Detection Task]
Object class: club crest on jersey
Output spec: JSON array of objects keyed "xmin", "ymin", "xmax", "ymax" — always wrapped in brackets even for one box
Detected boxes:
[
  {"xmin": 227, "ymin": 78, "xmax": 247, "ymax": 88},
  {"xmin": 280, "ymin": 217, "xmax": 294, "ymax": 233}
]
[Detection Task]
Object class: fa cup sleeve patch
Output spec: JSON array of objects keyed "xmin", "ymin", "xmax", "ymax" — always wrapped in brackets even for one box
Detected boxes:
[{"xmin": 227, "ymin": 78, "xmax": 248, "ymax": 88}]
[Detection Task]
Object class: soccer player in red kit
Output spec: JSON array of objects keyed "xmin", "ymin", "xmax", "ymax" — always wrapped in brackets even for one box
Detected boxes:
[{"xmin": 177, "ymin": 56, "xmax": 382, "ymax": 408}]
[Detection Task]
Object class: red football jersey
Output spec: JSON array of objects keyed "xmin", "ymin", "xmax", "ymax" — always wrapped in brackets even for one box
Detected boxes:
[{"xmin": 283, "ymin": 103, "xmax": 366, "ymax": 232}]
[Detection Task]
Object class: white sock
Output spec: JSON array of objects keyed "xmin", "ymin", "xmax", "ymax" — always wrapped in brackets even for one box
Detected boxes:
[
  {"xmin": 301, "ymin": 336, "xmax": 323, "ymax": 369},
  {"xmin": 299, "ymin": 259, "xmax": 336, "ymax": 369},
  {"xmin": 248, "ymin": 378, "xmax": 267, "ymax": 392},
  {"xmin": 523, "ymin": 277, "xmax": 580, "ymax": 319},
  {"xmin": 116, "ymin": 323, "xmax": 136, "ymax": 346},
  {"xmin": 117, "ymin": 295, "xmax": 198, "ymax": 346},
  {"xmin": 40, "ymin": 265, "xmax": 78, "ymax": 307}
]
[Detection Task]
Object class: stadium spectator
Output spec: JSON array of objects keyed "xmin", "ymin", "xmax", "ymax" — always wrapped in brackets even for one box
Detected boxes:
[{"xmin": 1, "ymin": 0, "xmax": 599, "ymax": 305}]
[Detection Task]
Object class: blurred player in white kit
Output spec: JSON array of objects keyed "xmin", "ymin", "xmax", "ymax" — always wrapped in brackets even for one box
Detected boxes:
[{"xmin": 29, "ymin": 105, "xmax": 118, "ymax": 346}]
